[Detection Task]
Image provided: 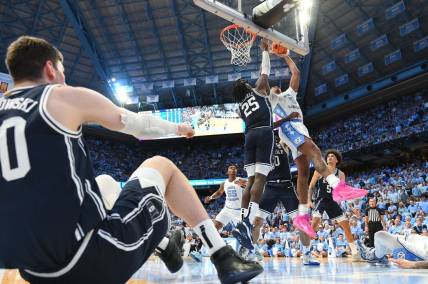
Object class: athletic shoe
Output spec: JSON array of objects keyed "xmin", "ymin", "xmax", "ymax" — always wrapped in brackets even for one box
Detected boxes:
[
  {"xmin": 157, "ymin": 230, "xmax": 184, "ymax": 273},
  {"xmin": 332, "ymin": 181, "xmax": 368, "ymax": 202},
  {"xmin": 356, "ymin": 239, "xmax": 372, "ymax": 261},
  {"xmin": 190, "ymin": 251, "xmax": 203, "ymax": 263},
  {"xmin": 247, "ymin": 250, "xmax": 264, "ymax": 262},
  {"xmin": 302, "ymin": 252, "xmax": 320, "ymax": 266},
  {"xmin": 211, "ymin": 245, "xmax": 263, "ymax": 284},
  {"xmin": 235, "ymin": 217, "xmax": 255, "ymax": 250},
  {"xmin": 293, "ymin": 214, "xmax": 316, "ymax": 239}
]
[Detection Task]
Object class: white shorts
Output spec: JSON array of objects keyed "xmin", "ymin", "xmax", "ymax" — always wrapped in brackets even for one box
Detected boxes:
[
  {"xmin": 215, "ymin": 207, "xmax": 241, "ymax": 226},
  {"xmin": 278, "ymin": 120, "xmax": 310, "ymax": 160}
]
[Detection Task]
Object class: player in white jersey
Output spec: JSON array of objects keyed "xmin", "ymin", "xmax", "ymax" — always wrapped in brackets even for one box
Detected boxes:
[
  {"xmin": 205, "ymin": 165, "xmax": 246, "ymax": 231},
  {"xmin": 358, "ymin": 231, "xmax": 428, "ymax": 268},
  {"xmin": 268, "ymin": 52, "xmax": 368, "ymax": 238}
]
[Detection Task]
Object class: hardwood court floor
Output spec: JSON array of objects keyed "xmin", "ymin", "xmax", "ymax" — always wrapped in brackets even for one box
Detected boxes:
[{"xmin": 1, "ymin": 257, "xmax": 427, "ymax": 284}]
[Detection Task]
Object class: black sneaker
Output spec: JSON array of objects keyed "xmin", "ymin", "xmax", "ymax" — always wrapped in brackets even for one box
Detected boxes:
[
  {"xmin": 235, "ymin": 217, "xmax": 254, "ymax": 250},
  {"xmin": 157, "ymin": 230, "xmax": 184, "ymax": 273},
  {"xmin": 211, "ymin": 245, "xmax": 263, "ymax": 284}
]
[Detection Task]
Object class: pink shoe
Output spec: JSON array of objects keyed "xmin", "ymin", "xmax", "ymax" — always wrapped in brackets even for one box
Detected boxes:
[
  {"xmin": 332, "ymin": 181, "xmax": 368, "ymax": 202},
  {"xmin": 293, "ymin": 214, "xmax": 316, "ymax": 239}
]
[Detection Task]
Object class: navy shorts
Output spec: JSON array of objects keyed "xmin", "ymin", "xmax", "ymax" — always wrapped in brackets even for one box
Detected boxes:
[
  {"xmin": 20, "ymin": 178, "xmax": 170, "ymax": 284},
  {"xmin": 244, "ymin": 127, "xmax": 274, "ymax": 177},
  {"xmin": 313, "ymin": 198, "xmax": 345, "ymax": 222},
  {"xmin": 257, "ymin": 181, "xmax": 299, "ymax": 219}
]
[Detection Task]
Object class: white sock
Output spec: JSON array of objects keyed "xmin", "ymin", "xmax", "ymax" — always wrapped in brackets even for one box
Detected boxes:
[
  {"xmin": 248, "ymin": 202, "xmax": 259, "ymax": 224},
  {"xmin": 326, "ymin": 174, "xmax": 340, "ymax": 188},
  {"xmin": 241, "ymin": 208, "xmax": 248, "ymax": 220},
  {"xmin": 193, "ymin": 219, "xmax": 226, "ymax": 255},
  {"xmin": 298, "ymin": 204, "xmax": 309, "ymax": 215},
  {"xmin": 303, "ymin": 245, "xmax": 311, "ymax": 254},
  {"xmin": 157, "ymin": 237, "xmax": 169, "ymax": 251}
]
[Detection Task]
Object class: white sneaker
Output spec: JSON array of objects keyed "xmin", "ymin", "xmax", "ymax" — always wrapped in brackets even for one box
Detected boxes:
[{"xmin": 302, "ymin": 252, "xmax": 320, "ymax": 266}]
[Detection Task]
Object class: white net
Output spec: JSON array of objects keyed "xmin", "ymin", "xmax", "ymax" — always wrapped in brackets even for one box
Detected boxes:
[{"xmin": 220, "ymin": 24, "xmax": 256, "ymax": 67}]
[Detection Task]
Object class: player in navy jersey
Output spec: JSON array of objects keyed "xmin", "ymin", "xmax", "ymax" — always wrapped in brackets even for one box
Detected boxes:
[
  {"xmin": 232, "ymin": 39, "xmax": 274, "ymax": 251},
  {"xmin": 251, "ymin": 134, "xmax": 319, "ymax": 265},
  {"xmin": 308, "ymin": 149, "xmax": 360, "ymax": 259},
  {"xmin": 0, "ymin": 36, "xmax": 262, "ymax": 284}
]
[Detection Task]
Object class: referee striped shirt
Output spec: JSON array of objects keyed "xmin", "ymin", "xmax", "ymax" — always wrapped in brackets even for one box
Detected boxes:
[{"xmin": 365, "ymin": 207, "xmax": 384, "ymax": 222}]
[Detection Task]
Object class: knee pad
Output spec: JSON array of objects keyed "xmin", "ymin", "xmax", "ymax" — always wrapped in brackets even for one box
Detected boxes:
[{"xmin": 95, "ymin": 174, "xmax": 121, "ymax": 210}]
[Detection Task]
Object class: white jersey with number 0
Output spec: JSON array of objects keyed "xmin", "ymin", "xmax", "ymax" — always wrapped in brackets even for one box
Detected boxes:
[{"xmin": 224, "ymin": 178, "xmax": 243, "ymax": 210}]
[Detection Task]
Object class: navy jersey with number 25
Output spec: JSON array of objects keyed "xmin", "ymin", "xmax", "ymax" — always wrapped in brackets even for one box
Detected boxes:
[{"xmin": 239, "ymin": 89, "xmax": 272, "ymax": 131}]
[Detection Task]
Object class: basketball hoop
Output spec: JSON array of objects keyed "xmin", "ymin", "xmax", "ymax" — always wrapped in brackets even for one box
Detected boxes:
[{"xmin": 220, "ymin": 24, "xmax": 257, "ymax": 67}]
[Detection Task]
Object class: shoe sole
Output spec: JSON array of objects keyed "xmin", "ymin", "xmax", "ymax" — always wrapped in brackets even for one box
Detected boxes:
[
  {"xmin": 303, "ymin": 262, "xmax": 320, "ymax": 266},
  {"xmin": 220, "ymin": 267, "xmax": 263, "ymax": 284},
  {"xmin": 164, "ymin": 231, "xmax": 184, "ymax": 273}
]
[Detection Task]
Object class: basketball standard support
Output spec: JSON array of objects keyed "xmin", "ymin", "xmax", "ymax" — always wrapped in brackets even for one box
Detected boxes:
[{"xmin": 193, "ymin": 0, "xmax": 310, "ymax": 56}]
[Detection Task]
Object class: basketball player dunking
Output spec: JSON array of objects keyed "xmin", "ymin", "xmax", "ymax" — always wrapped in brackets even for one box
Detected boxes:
[
  {"xmin": 204, "ymin": 165, "xmax": 246, "ymax": 231},
  {"xmin": 232, "ymin": 39, "xmax": 274, "ymax": 251},
  {"xmin": 269, "ymin": 52, "xmax": 368, "ymax": 238},
  {"xmin": 308, "ymin": 149, "xmax": 360, "ymax": 259},
  {"xmin": 0, "ymin": 36, "xmax": 262, "ymax": 284}
]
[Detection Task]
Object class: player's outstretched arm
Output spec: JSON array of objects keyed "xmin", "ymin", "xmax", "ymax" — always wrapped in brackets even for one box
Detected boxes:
[
  {"xmin": 204, "ymin": 182, "xmax": 225, "ymax": 203},
  {"xmin": 255, "ymin": 39, "xmax": 271, "ymax": 96},
  {"xmin": 391, "ymin": 259, "xmax": 428, "ymax": 269},
  {"xmin": 277, "ymin": 54, "xmax": 300, "ymax": 92},
  {"xmin": 47, "ymin": 85, "xmax": 194, "ymax": 139}
]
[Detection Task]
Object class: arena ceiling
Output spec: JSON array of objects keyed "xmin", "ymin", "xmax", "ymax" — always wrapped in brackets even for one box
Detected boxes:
[{"xmin": 0, "ymin": 0, "xmax": 427, "ymax": 110}]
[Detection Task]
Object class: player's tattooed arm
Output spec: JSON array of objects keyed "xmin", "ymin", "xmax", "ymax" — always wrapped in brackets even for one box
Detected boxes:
[{"xmin": 273, "ymin": 112, "xmax": 301, "ymax": 128}]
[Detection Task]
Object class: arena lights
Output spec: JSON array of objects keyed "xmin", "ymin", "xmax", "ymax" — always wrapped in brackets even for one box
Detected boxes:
[
  {"xmin": 113, "ymin": 83, "xmax": 133, "ymax": 105},
  {"xmin": 298, "ymin": 0, "xmax": 313, "ymax": 26}
]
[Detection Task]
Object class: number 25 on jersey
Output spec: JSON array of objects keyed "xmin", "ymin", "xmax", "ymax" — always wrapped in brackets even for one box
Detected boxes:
[{"xmin": 241, "ymin": 97, "xmax": 260, "ymax": 117}]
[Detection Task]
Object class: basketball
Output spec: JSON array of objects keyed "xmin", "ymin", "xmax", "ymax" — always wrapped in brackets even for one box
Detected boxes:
[{"xmin": 271, "ymin": 43, "xmax": 288, "ymax": 55}]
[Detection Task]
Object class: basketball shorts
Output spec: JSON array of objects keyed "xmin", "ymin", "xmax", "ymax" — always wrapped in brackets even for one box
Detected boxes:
[
  {"xmin": 313, "ymin": 198, "xmax": 346, "ymax": 222},
  {"xmin": 278, "ymin": 120, "xmax": 310, "ymax": 160},
  {"xmin": 215, "ymin": 207, "xmax": 241, "ymax": 226},
  {"xmin": 257, "ymin": 181, "xmax": 298, "ymax": 220},
  {"xmin": 21, "ymin": 168, "xmax": 170, "ymax": 284},
  {"xmin": 244, "ymin": 126, "xmax": 274, "ymax": 177}
]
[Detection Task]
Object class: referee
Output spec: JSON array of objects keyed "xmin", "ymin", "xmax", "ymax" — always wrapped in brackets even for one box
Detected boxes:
[{"xmin": 365, "ymin": 198, "xmax": 386, "ymax": 247}]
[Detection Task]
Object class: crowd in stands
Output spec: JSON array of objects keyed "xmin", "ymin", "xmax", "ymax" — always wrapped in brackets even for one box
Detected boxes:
[
  {"xmin": 310, "ymin": 91, "xmax": 428, "ymax": 152},
  {"xmin": 86, "ymin": 91, "xmax": 428, "ymax": 259},
  {"xmin": 87, "ymin": 92, "xmax": 427, "ymax": 182},
  {"xmin": 170, "ymin": 159, "xmax": 428, "ymax": 258}
]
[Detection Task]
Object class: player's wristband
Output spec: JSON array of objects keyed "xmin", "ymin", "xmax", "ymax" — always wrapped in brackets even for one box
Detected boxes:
[{"xmin": 261, "ymin": 51, "xmax": 270, "ymax": 76}]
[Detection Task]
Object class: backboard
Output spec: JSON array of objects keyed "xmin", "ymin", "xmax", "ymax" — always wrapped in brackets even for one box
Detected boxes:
[{"xmin": 193, "ymin": 0, "xmax": 311, "ymax": 56}]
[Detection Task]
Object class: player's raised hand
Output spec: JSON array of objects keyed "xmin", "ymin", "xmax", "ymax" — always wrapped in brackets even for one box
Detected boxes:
[
  {"xmin": 260, "ymin": 38, "xmax": 270, "ymax": 51},
  {"xmin": 177, "ymin": 123, "xmax": 195, "ymax": 138}
]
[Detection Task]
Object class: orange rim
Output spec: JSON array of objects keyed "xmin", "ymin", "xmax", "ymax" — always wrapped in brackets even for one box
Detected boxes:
[{"xmin": 220, "ymin": 24, "xmax": 257, "ymax": 48}]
